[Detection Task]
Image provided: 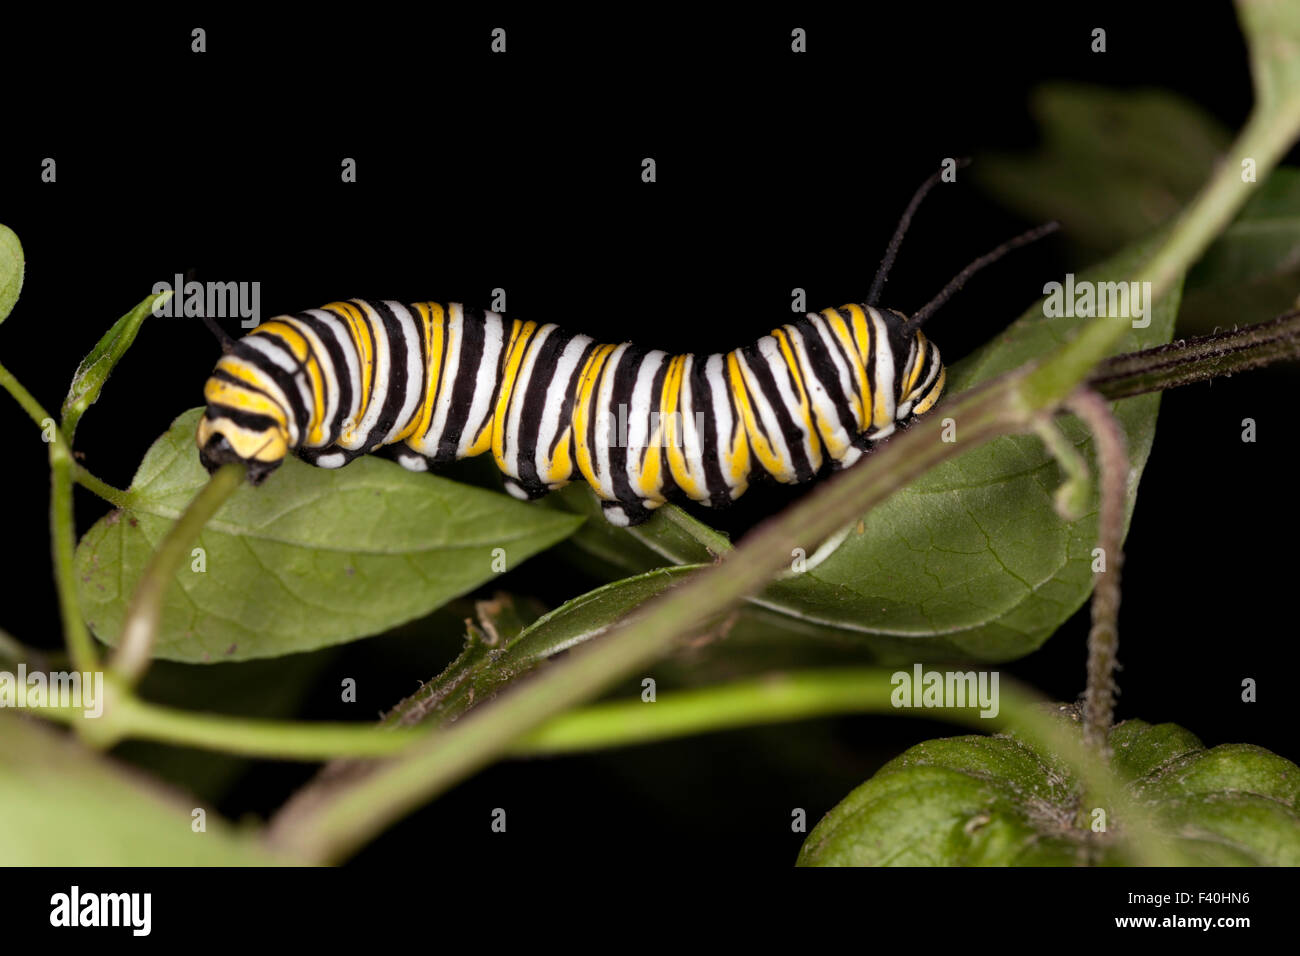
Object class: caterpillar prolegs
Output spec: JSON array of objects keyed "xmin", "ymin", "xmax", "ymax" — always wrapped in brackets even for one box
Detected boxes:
[
  {"xmin": 195, "ymin": 170, "xmax": 1056, "ymax": 526},
  {"xmin": 197, "ymin": 299, "xmax": 946, "ymax": 526}
]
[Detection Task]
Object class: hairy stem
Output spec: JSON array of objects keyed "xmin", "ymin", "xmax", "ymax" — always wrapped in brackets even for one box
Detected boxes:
[
  {"xmin": 1091, "ymin": 308, "xmax": 1300, "ymax": 400},
  {"xmin": 1064, "ymin": 389, "xmax": 1129, "ymax": 752}
]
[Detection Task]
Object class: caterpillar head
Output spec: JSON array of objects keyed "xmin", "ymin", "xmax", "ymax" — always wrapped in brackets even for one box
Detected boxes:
[
  {"xmin": 196, "ymin": 363, "xmax": 292, "ymax": 485},
  {"xmin": 895, "ymin": 323, "xmax": 945, "ymax": 421},
  {"xmin": 197, "ymin": 410, "xmax": 289, "ymax": 484}
]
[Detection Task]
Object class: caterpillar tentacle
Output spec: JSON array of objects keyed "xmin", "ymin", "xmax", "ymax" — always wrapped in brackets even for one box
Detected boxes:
[{"xmin": 197, "ymin": 299, "xmax": 945, "ymax": 525}]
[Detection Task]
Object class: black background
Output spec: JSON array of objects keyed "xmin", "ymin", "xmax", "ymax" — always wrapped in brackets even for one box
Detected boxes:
[{"xmin": 1, "ymin": 4, "xmax": 1296, "ymax": 872}]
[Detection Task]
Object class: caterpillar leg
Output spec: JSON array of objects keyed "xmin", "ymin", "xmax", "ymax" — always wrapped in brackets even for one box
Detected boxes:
[
  {"xmin": 381, "ymin": 442, "xmax": 559, "ymax": 506},
  {"xmin": 380, "ymin": 445, "xmax": 557, "ymax": 508},
  {"xmin": 384, "ymin": 445, "xmax": 436, "ymax": 472},
  {"xmin": 600, "ymin": 498, "xmax": 657, "ymax": 527},
  {"xmin": 501, "ymin": 475, "xmax": 551, "ymax": 502},
  {"xmin": 297, "ymin": 445, "xmax": 366, "ymax": 469}
]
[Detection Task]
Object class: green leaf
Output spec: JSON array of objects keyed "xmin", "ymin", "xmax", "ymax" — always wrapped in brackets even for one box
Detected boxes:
[
  {"xmin": 760, "ymin": 240, "xmax": 1178, "ymax": 661},
  {"xmin": 552, "ymin": 238, "xmax": 1180, "ymax": 662},
  {"xmin": 74, "ymin": 408, "xmax": 584, "ymax": 662},
  {"xmin": 62, "ymin": 293, "xmax": 166, "ymax": 438},
  {"xmin": 385, "ymin": 567, "xmax": 706, "ymax": 730},
  {"xmin": 0, "ymin": 715, "xmax": 282, "ymax": 864},
  {"xmin": 1181, "ymin": 167, "xmax": 1300, "ymax": 332},
  {"xmin": 798, "ymin": 716, "xmax": 1300, "ymax": 866},
  {"xmin": 976, "ymin": 83, "xmax": 1230, "ymax": 255},
  {"xmin": 0, "ymin": 224, "xmax": 22, "ymax": 325},
  {"xmin": 497, "ymin": 565, "xmax": 706, "ymax": 673}
]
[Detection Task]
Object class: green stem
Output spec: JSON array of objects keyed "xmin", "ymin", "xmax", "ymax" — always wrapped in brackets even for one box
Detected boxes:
[
  {"xmin": 0, "ymin": 358, "xmax": 52, "ymax": 429},
  {"xmin": 508, "ymin": 669, "xmax": 1181, "ymax": 865},
  {"xmin": 0, "ymin": 628, "xmax": 54, "ymax": 670},
  {"xmin": 109, "ymin": 464, "xmax": 245, "ymax": 685},
  {"xmin": 513, "ymin": 667, "xmax": 953, "ymax": 753},
  {"xmin": 0, "ymin": 358, "xmax": 133, "ymax": 671},
  {"xmin": 24, "ymin": 685, "xmax": 423, "ymax": 760},
  {"xmin": 1032, "ymin": 416, "xmax": 1091, "ymax": 521},
  {"xmin": 74, "ymin": 467, "xmax": 132, "ymax": 508},
  {"xmin": 0, "ymin": 362, "xmax": 135, "ymax": 509},
  {"xmin": 49, "ymin": 429, "xmax": 97, "ymax": 673},
  {"xmin": 379, "ymin": 627, "xmax": 495, "ymax": 728}
]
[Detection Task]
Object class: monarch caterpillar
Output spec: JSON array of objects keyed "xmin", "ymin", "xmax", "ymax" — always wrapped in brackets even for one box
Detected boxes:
[{"xmin": 197, "ymin": 170, "xmax": 1055, "ymax": 526}]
